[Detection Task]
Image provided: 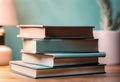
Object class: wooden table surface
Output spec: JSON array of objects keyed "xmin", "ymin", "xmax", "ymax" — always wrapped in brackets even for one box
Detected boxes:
[{"xmin": 0, "ymin": 65, "xmax": 120, "ymax": 82}]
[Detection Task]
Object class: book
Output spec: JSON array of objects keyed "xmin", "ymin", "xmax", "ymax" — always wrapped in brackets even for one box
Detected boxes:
[
  {"xmin": 22, "ymin": 39, "xmax": 98, "ymax": 53},
  {"xmin": 10, "ymin": 61, "xmax": 105, "ymax": 78},
  {"xmin": 17, "ymin": 25, "xmax": 94, "ymax": 39},
  {"xmin": 22, "ymin": 52, "xmax": 105, "ymax": 67}
]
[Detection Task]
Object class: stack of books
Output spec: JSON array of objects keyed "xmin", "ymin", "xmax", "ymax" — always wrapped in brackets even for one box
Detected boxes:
[{"xmin": 10, "ymin": 25, "xmax": 106, "ymax": 78}]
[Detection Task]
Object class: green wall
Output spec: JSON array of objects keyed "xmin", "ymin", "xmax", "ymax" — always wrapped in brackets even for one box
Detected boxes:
[
  {"xmin": 4, "ymin": 26, "xmax": 22, "ymax": 60},
  {"xmin": 4, "ymin": 0, "xmax": 120, "ymax": 60},
  {"xmin": 14, "ymin": 0, "xmax": 100, "ymax": 27}
]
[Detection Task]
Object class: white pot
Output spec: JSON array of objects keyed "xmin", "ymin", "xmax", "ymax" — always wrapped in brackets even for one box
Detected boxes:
[{"xmin": 93, "ymin": 31, "xmax": 120, "ymax": 65}]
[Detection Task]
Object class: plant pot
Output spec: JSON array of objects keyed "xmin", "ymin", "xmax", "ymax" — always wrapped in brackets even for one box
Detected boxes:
[{"xmin": 93, "ymin": 31, "xmax": 120, "ymax": 65}]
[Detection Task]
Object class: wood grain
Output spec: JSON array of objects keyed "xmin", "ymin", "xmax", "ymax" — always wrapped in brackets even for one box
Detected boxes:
[{"xmin": 0, "ymin": 65, "xmax": 120, "ymax": 82}]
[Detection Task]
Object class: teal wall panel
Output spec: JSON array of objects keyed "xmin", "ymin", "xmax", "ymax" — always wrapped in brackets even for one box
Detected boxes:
[
  {"xmin": 14, "ymin": 0, "xmax": 100, "ymax": 28},
  {"xmin": 4, "ymin": 0, "xmax": 120, "ymax": 60},
  {"xmin": 4, "ymin": 26, "xmax": 22, "ymax": 60}
]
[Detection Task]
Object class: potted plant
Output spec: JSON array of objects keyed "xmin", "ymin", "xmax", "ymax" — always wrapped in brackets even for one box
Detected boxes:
[{"xmin": 94, "ymin": 0, "xmax": 120, "ymax": 65}]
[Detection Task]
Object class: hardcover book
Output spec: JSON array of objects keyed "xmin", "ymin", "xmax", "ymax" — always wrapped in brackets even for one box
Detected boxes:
[
  {"xmin": 10, "ymin": 61, "xmax": 105, "ymax": 78},
  {"xmin": 21, "ymin": 52, "xmax": 105, "ymax": 67},
  {"xmin": 17, "ymin": 25, "xmax": 94, "ymax": 39},
  {"xmin": 22, "ymin": 39, "xmax": 98, "ymax": 53}
]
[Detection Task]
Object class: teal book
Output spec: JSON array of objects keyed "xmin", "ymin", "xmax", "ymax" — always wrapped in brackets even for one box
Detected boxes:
[
  {"xmin": 21, "ymin": 52, "xmax": 106, "ymax": 67},
  {"xmin": 22, "ymin": 39, "xmax": 98, "ymax": 53},
  {"xmin": 10, "ymin": 61, "xmax": 105, "ymax": 79}
]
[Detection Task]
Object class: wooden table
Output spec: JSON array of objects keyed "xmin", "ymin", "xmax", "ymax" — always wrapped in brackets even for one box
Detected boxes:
[{"xmin": 0, "ymin": 65, "xmax": 120, "ymax": 82}]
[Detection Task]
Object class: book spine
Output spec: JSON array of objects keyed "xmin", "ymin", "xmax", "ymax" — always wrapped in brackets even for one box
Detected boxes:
[
  {"xmin": 35, "ymin": 39, "xmax": 98, "ymax": 53},
  {"xmin": 18, "ymin": 26, "xmax": 94, "ymax": 38}
]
